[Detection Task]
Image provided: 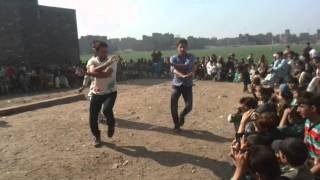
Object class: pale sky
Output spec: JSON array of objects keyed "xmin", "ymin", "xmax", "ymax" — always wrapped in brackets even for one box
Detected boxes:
[{"xmin": 38, "ymin": 0, "xmax": 320, "ymax": 39}]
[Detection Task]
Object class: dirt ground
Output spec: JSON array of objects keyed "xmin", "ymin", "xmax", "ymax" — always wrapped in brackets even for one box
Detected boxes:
[{"xmin": 0, "ymin": 79, "xmax": 246, "ymax": 180}]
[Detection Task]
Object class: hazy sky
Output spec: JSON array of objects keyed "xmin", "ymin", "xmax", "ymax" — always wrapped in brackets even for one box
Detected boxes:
[{"xmin": 38, "ymin": 0, "xmax": 320, "ymax": 39}]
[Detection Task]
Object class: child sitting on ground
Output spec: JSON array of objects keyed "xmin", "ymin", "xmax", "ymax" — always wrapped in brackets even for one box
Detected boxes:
[
  {"xmin": 228, "ymin": 97, "xmax": 258, "ymax": 132},
  {"xmin": 278, "ymin": 107, "xmax": 305, "ymax": 139},
  {"xmin": 231, "ymin": 145, "xmax": 285, "ymax": 180},
  {"xmin": 272, "ymin": 138, "xmax": 314, "ymax": 180},
  {"xmin": 297, "ymin": 92, "xmax": 320, "ymax": 177},
  {"xmin": 237, "ymin": 111, "xmax": 281, "ymax": 145}
]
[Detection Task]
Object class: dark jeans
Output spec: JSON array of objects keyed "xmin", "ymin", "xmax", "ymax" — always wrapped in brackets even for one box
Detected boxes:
[
  {"xmin": 89, "ymin": 91, "xmax": 117, "ymax": 137},
  {"xmin": 171, "ymin": 85, "xmax": 193, "ymax": 126}
]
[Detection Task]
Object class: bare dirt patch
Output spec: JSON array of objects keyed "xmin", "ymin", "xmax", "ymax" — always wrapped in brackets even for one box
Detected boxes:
[{"xmin": 0, "ymin": 79, "xmax": 246, "ymax": 180}]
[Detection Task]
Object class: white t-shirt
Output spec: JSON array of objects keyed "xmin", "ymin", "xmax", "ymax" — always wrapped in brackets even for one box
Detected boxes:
[
  {"xmin": 206, "ymin": 62, "xmax": 217, "ymax": 75},
  {"xmin": 86, "ymin": 56, "xmax": 117, "ymax": 95}
]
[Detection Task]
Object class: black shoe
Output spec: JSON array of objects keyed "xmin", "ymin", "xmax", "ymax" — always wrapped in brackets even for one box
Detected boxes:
[
  {"xmin": 94, "ymin": 136, "xmax": 102, "ymax": 148},
  {"xmin": 179, "ymin": 117, "xmax": 185, "ymax": 127},
  {"xmin": 174, "ymin": 124, "xmax": 181, "ymax": 132},
  {"xmin": 108, "ymin": 125, "xmax": 115, "ymax": 138}
]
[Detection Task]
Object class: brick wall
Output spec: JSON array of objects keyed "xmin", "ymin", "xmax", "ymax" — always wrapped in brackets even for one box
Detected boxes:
[{"xmin": 0, "ymin": 1, "xmax": 79, "ymax": 66}]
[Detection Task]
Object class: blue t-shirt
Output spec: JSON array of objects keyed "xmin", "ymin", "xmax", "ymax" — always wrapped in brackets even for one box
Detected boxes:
[{"xmin": 170, "ymin": 54, "xmax": 194, "ymax": 87}]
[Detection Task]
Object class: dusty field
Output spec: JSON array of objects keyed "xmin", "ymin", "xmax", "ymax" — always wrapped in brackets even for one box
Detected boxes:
[{"xmin": 0, "ymin": 79, "xmax": 246, "ymax": 180}]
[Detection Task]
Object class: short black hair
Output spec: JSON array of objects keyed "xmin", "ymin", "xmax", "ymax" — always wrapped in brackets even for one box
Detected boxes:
[
  {"xmin": 277, "ymin": 51, "xmax": 284, "ymax": 57},
  {"xmin": 259, "ymin": 86, "xmax": 274, "ymax": 101},
  {"xmin": 246, "ymin": 134, "xmax": 269, "ymax": 146},
  {"xmin": 176, "ymin": 39, "xmax": 188, "ymax": 47},
  {"xmin": 279, "ymin": 138, "xmax": 308, "ymax": 167},
  {"xmin": 297, "ymin": 92, "xmax": 320, "ymax": 108},
  {"xmin": 249, "ymin": 145, "xmax": 281, "ymax": 179},
  {"xmin": 255, "ymin": 112, "xmax": 279, "ymax": 131},
  {"xmin": 95, "ymin": 41, "xmax": 108, "ymax": 51},
  {"xmin": 287, "ymin": 77, "xmax": 299, "ymax": 85},
  {"xmin": 239, "ymin": 97, "xmax": 258, "ymax": 109}
]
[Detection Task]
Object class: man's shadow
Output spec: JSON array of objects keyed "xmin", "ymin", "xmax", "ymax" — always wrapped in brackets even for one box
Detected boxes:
[
  {"xmin": 115, "ymin": 118, "xmax": 232, "ymax": 143},
  {"xmin": 0, "ymin": 121, "xmax": 11, "ymax": 128},
  {"xmin": 102, "ymin": 142, "xmax": 233, "ymax": 179}
]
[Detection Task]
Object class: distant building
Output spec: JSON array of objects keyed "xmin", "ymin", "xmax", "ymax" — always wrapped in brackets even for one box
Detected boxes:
[{"xmin": 0, "ymin": 0, "xmax": 79, "ymax": 66}]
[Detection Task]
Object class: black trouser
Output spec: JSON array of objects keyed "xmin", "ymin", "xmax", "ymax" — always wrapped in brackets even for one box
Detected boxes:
[
  {"xmin": 89, "ymin": 91, "xmax": 117, "ymax": 137},
  {"xmin": 171, "ymin": 85, "xmax": 193, "ymax": 126}
]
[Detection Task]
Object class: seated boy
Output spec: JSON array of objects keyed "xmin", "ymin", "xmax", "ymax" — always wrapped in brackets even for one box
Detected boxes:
[
  {"xmin": 272, "ymin": 138, "xmax": 314, "ymax": 180},
  {"xmin": 278, "ymin": 107, "xmax": 305, "ymax": 139},
  {"xmin": 231, "ymin": 145, "xmax": 284, "ymax": 180},
  {"xmin": 297, "ymin": 92, "xmax": 320, "ymax": 176},
  {"xmin": 228, "ymin": 97, "xmax": 258, "ymax": 132}
]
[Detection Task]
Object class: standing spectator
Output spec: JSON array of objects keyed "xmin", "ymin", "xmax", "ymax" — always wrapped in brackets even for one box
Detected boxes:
[
  {"xmin": 206, "ymin": 59, "xmax": 217, "ymax": 80},
  {"xmin": 303, "ymin": 42, "xmax": 312, "ymax": 61},
  {"xmin": 239, "ymin": 64, "xmax": 251, "ymax": 92},
  {"xmin": 286, "ymin": 52, "xmax": 297, "ymax": 78}
]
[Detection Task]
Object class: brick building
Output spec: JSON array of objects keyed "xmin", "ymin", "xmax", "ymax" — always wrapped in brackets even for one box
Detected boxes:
[{"xmin": 0, "ymin": 0, "xmax": 79, "ymax": 66}]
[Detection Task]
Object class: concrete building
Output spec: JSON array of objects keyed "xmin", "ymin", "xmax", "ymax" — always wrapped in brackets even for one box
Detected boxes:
[{"xmin": 0, "ymin": 0, "xmax": 79, "ymax": 66}]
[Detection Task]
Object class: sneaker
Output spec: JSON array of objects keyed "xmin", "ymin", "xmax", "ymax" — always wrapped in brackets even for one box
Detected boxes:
[
  {"xmin": 179, "ymin": 117, "xmax": 185, "ymax": 127},
  {"xmin": 94, "ymin": 136, "xmax": 102, "ymax": 148},
  {"xmin": 108, "ymin": 125, "xmax": 115, "ymax": 138},
  {"xmin": 174, "ymin": 124, "xmax": 181, "ymax": 132}
]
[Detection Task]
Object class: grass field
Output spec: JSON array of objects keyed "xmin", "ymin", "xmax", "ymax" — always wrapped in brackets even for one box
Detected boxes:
[{"xmin": 80, "ymin": 44, "xmax": 320, "ymax": 64}]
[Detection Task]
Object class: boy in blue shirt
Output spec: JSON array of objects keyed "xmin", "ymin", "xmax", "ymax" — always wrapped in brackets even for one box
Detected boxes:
[{"xmin": 170, "ymin": 39, "xmax": 194, "ymax": 131}]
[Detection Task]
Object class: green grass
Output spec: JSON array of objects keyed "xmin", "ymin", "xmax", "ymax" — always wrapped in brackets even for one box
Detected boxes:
[{"xmin": 80, "ymin": 44, "xmax": 320, "ymax": 64}]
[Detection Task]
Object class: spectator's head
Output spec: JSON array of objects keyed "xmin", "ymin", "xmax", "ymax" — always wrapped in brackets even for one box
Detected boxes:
[
  {"xmin": 259, "ymin": 55, "xmax": 266, "ymax": 63},
  {"xmin": 279, "ymin": 84, "xmax": 293, "ymax": 102},
  {"xmin": 307, "ymin": 42, "xmax": 310, "ymax": 47},
  {"xmin": 273, "ymin": 53, "xmax": 277, "ymax": 60},
  {"xmin": 95, "ymin": 41, "xmax": 108, "ymax": 59},
  {"xmin": 254, "ymin": 112, "xmax": 279, "ymax": 133},
  {"xmin": 276, "ymin": 51, "xmax": 283, "ymax": 60},
  {"xmin": 239, "ymin": 97, "xmax": 258, "ymax": 112},
  {"xmin": 287, "ymin": 77, "xmax": 299, "ymax": 90},
  {"xmin": 297, "ymin": 92, "xmax": 320, "ymax": 119},
  {"xmin": 284, "ymin": 51, "xmax": 293, "ymax": 60},
  {"xmin": 273, "ymin": 138, "xmax": 308, "ymax": 167},
  {"xmin": 211, "ymin": 54, "xmax": 217, "ymax": 61},
  {"xmin": 176, "ymin": 39, "xmax": 188, "ymax": 56},
  {"xmin": 246, "ymin": 134, "xmax": 270, "ymax": 146},
  {"xmin": 312, "ymin": 56, "xmax": 320, "ymax": 67},
  {"xmin": 256, "ymin": 86, "xmax": 274, "ymax": 102},
  {"xmin": 248, "ymin": 145, "xmax": 281, "ymax": 180},
  {"xmin": 252, "ymin": 77, "xmax": 261, "ymax": 86}
]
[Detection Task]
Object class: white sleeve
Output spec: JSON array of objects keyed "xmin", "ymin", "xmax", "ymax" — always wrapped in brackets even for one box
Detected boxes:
[
  {"xmin": 307, "ymin": 77, "xmax": 319, "ymax": 93},
  {"xmin": 86, "ymin": 57, "xmax": 97, "ymax": 69}
]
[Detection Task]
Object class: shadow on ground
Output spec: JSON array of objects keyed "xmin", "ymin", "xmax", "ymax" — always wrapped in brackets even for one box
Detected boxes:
[
  {"xmin": 115, "ymin": 118, "xmax": 232, "ymax": 143},
  {"xmin": 102, "ymin": 142, "xmax": 233, "ymax": 179},
  {"xmin": 0, "ymin": 121, "xmax": 11, "ymax": 128}
]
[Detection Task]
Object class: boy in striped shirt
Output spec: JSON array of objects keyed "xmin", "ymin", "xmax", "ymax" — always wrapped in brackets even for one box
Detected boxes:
[{"xmin": 297, "ymin": 92, "xmax": 320, "ymax": 176}]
